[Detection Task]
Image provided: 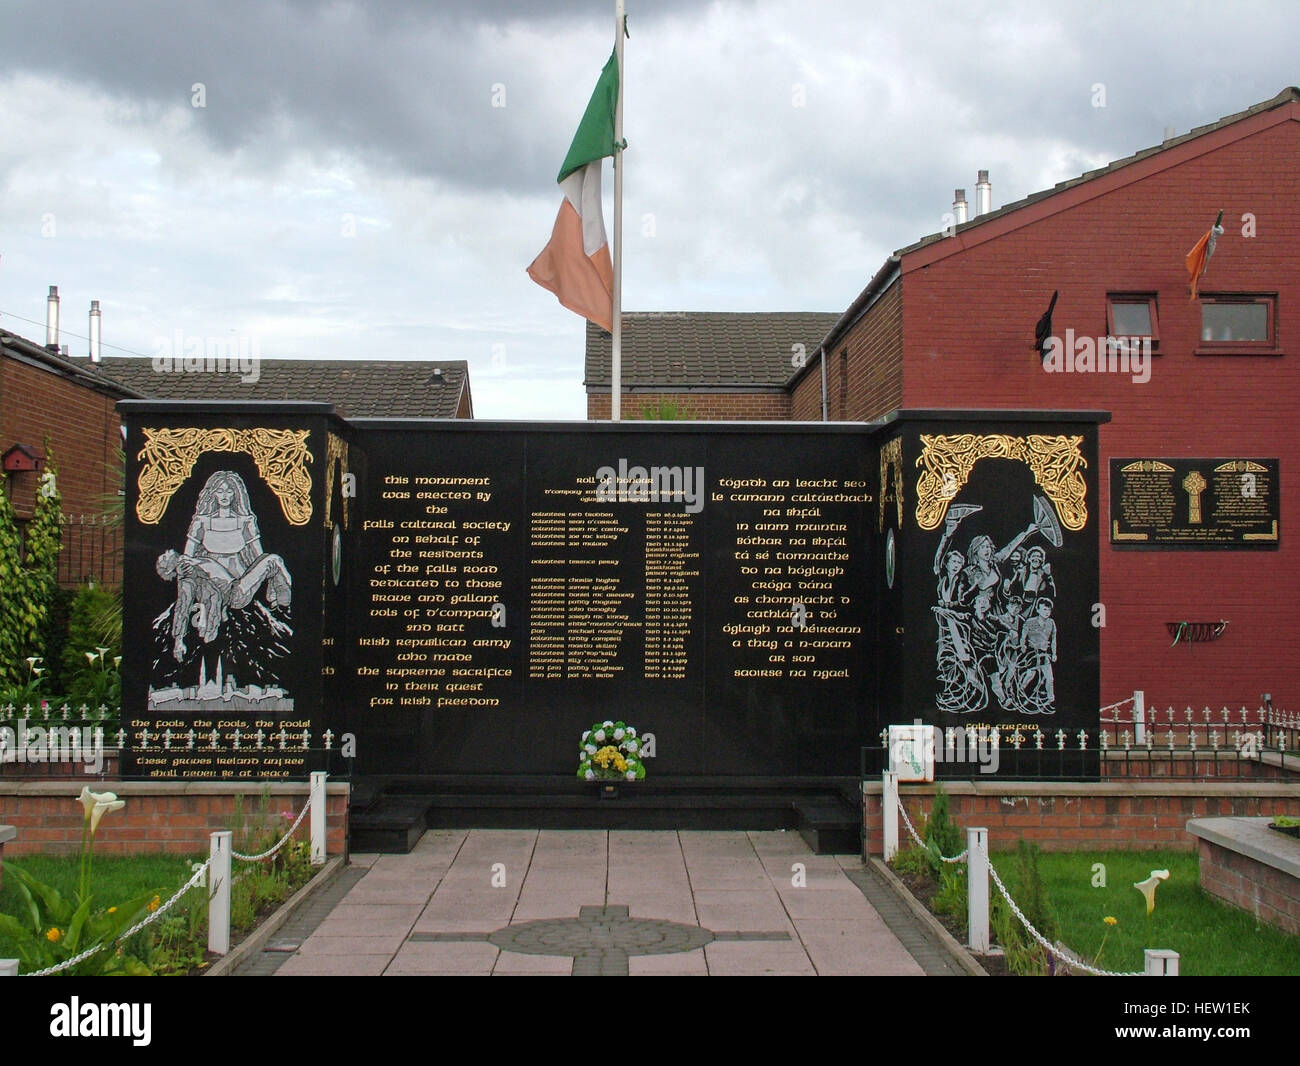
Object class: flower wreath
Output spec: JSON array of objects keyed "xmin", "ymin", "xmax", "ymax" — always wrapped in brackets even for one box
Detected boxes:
[{"xmin": 577, "ymin": 720, "xmax": 646, "ymax": 782}]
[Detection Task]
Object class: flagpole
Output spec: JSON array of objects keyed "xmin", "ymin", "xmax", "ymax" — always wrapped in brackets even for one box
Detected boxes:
[{"xmin": 610, "ymin": 0, "xmax": 625, "ymax": 421}]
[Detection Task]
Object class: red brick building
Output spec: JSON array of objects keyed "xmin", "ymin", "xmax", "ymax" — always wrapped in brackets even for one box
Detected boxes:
[
  {"xmin": 0, "ymin": 327, "xmax": 137, "ymax": 585},
  {"xmin": 585, "ymin": 312, "xmax": 839, "ymax": 419},
  {"xmin": 794, "ymin": 86, "xmax": 1300, "ymax": 711}
]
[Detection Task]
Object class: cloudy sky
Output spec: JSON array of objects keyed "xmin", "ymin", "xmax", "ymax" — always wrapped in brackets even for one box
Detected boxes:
[{"xmin": 1, "ymin": 1, "xmax": 1296, "ymax": 418}]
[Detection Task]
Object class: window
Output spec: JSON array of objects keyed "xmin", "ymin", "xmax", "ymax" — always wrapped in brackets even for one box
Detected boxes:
[
  {"xmin": 1106, "ymin": 294, "xmax": 1159, "ymax": 351},
  {"xmin": 1198, "ymin": 294, "xmax": 1276, "ymax": 351}
]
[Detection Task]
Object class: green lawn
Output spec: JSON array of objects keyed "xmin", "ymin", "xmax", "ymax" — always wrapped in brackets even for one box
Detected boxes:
[
  {"xmin": 0, "ymin": 853, "xmax": 200, "ymax": 963},
  {"xmin": 991, "ymin": 849, "xmax": 1300, "ymax": 977}
]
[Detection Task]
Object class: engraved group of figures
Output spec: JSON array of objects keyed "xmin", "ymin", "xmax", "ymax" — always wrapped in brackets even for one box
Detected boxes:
[{"xmin": 931, "ymin": 495, "xmax": 1063, "ymax": 716}]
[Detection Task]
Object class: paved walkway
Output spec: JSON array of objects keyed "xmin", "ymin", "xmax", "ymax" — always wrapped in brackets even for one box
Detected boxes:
[{"xmin": 260, "ymin": 829, "xmax": 933, "ymax": 976}]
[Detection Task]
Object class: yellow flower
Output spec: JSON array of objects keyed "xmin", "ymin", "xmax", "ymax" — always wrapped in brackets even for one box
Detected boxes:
[
  {"xmin": 146, "ymin": 895, "xmax": 161, "ymax": 912},
  {"xmin": 107, "ymin": 907, "xmax": 117, "ymax": 914},
  {"xmin": 1103, "ymin": 915, "xmax": 1117, "ymax": 926},
  {"xmin": 46, "ymin": 927, "xmax": 62, "ymax": 943}
]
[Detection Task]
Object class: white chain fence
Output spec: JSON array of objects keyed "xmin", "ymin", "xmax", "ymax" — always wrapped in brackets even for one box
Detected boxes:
[
  {"xmin": 892, "ymin": 793, "xmax": 1145, "ymax": 977},
  {"xmin": 896, "ymin": 797, "xmax": 968, "ymax": 862},
  {"xmin": 232, "ymin": 799, "xmax": 312, "ymax": 862}
]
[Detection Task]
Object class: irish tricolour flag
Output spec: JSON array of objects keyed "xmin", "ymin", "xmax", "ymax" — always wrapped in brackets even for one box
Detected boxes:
[{"xmin": 528, "ymin": 51, "xmax": 619, "ymax": 333}]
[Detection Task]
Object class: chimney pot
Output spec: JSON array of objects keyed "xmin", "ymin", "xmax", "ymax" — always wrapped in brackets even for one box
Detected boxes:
[
  {"xmin": 975, "ymin": 170, "xmax": 993, "ymax": 217},
  {"xmin": 46, "ymin": 285, "xmax": 60, "ymax": 348},
  {"xmin": 89, "ymin": 300, "xmax": 102, "ymax": 364},
  {"xmin": 953, "ymin": 188, "xmax": 968, "ymax": 225}
]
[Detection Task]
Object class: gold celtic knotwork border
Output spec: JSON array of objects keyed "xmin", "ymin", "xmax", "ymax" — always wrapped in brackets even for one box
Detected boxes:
[
  {"xmin": 915, "ymin": 434, "xmax": 1088, "ymax": 532},
  {"xmin": 879, "ymin": 436, "xmax": 904, "ymax": 533},
  {"xmin": 324, "ymin": 432, "xmax": 350, "ymax": 530},
  {"xmin": 136, "ymin": 428, "xmax": 314, "ymax": 526}
]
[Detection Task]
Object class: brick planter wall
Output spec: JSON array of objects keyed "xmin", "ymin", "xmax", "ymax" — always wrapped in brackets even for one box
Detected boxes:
[
  {"xmin": 863, "ymin": 781, "xmax": 1300, "ymax": 855},
  {"xmin": 1196, "ymin": 835, "xmax": 1300, "ymax": 935},
  {"xmin": 0, "ymin": 782, "xmax": 350, "ymax": 858}
]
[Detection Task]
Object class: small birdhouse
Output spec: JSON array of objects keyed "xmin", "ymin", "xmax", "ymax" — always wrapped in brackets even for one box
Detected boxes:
[{"xmin": 2, "ymin": 444, "xmax": 42, "ymax": 473}]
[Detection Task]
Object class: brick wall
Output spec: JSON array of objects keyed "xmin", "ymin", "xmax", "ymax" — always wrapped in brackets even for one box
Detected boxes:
[
  {"xmin": 896, "ymin": 112, "xmax": 1300, "ymax": 710},
  {"xmin": 586, "ymin": 390, "xmax": 791, "ymax": 421},
  {"xmin": 834, "ymin": 281, "xmax": 905, "ymax": 422},
  {"xmin": 0, "ymin": 782, "xmax": 350, "ymax": 858},
  {"xmin": 0, "ymin": 356, "xmax": 123, "ymax": 523},
  {"xmin": 863, "ymin": 782, "xmax": 1300, "ymax": 855},
  {"xmin": 1197, "ymin": 836, "xmax": 1300, "ymax": 935}
]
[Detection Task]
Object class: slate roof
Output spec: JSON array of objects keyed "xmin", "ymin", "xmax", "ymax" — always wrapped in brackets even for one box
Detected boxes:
[
  {"xmin": 0, "ymin": 328, "xmax": 143, "ymax": 398},
  {"xmin": 91, "ymin": 357, "xmax": 471, "ymax": 418},
  {"xmin": 584, "ymin": 312, "xmax": 841, "ymax": 389}
]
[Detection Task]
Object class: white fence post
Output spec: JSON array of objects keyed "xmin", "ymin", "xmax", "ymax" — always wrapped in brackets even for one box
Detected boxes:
[
  {"xmin": 881, "ymin": 771, "xmax": 899, "ymax": 861},
  {"xmin": 0, "ymin": 959, "xmax": 18, "ymax": 976},
  {"xmin": 966, "ymin": 827, "xmax": 990, "ymax": 954},
  {"xmin": 208, "ymin": 830, "xmax": 232, "ymax": 957},
  {"xmin": 310, "ymin": 771, "xmax": 327, "ymax": 866},
  {"xmin": 1133, "ymin": 690, "xmax": 1146, "ymax": 745},
  {"xmin": 1144, "ymin": 949, "xmax": 1179, "ymax": 975}
]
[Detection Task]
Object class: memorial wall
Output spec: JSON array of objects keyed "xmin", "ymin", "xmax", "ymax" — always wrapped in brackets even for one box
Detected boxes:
[{"xmin": 119, "ymin": 403, "xmax": 1106, "ymax": 783}]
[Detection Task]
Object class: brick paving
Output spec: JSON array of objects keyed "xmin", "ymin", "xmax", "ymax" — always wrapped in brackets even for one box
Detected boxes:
[{"xmin": 248, "ymin": 829, "xmax": 939, "ymax": 976}]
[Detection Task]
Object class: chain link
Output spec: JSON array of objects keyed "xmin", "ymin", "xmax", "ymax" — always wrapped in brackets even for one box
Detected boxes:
[
  {"xmin": 986, "ymin": 859, "xmax": 1142, "ymax": 977},
  {"xmin": 24, "ymin": 859, "xmax": 212, "ymax": 977},
  {"xmin": 231, "ymin": 799, "xmax": 311, "ymax": 862},
  {"xmin": 894, "ymin": 798, "xmax": 968, "ymax": 862}
]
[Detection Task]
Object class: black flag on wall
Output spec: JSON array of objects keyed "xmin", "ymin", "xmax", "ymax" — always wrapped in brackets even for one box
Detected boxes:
[{"xmin": 1034, "ymin": 290, "xmax": 1059, "ymax": 362}]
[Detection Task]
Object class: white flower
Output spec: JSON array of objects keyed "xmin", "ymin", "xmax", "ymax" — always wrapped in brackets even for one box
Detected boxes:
[
  {"xmin": 1133, "ymin": 869, "xmax": 1170, "ymax": 916},
  {"xmin": 581, "ymin": 730, "xmax": 591, "ymax": 742},
  {"xmin": 584, "ymin": 769, "xmax": 595, "ymax": 781},
  {"xmin": 603, "ymin": 721, "xmax": 613, "ymax": 728},
  {"xmin": 625, "ymin": 728, "xmax": 637, "ymax": 738},
  {"xmin": 613, "ymin": 728, "xmax": 625, "ymax": 740},
  {"xmin": 625, "ymin": 770, "xmax": 636, "ymax": 781},
  {"xmin": 585, "ymin": 744, "xmax": 597, "ymax": 754},
  {"xmin": 85, "ymin": 651, "xmax": 98, "ymax": 665},
  {"xmin": 593, "ymin": 730, "xmax": 605, "ymax": 742}
]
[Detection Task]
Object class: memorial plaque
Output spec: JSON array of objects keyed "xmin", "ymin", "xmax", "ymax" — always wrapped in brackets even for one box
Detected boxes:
[
  {"xmin": 876, "ymin": 413, "xmax": 1105, "ymax": 778},
  {"xmin": 1110, "ymin": 458, "xmax": 1280, "ymax": 548},
  {"xmin": 119, "ymin": 405, "xmax": 1106, "ymax": 783},
  {"xmin": 345, "ymin": 422, "xmax": 874, "ymax": 778},
  {"xmin": 119, "ymin": 403, "xmax": 346, "ymax": 780}
]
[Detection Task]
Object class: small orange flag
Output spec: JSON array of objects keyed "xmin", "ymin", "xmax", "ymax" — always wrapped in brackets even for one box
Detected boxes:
[{"xmin": 1185, "ymin": 210, "xmax": 1224, "ymax": 299}]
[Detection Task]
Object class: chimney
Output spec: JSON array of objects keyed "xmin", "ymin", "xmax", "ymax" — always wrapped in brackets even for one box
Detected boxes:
[
  {"xmin": 46, "ymin": 285, "xmax": 60, "ymax": 348},
  {"xmin": 89, "ymin": 300, "xmax": 102, "ymax": 363},
  {"xmin": 953, "ymin": 188, "xmax": 968, "ymax": 225},
  {"xmin": 974, "ymin": 170, "xmax": 992, "ymax": 217}
]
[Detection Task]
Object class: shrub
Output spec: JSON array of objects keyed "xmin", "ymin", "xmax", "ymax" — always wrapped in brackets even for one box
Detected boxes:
[{"xmin": 60, "ymin": 584, "xmax": 122, "ymax": 708}]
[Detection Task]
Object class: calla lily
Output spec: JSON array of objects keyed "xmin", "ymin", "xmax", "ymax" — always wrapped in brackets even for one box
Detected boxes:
[
  {"xmin": 78, "ymin": 786, "xmax": 98, "ymax": 819},
  {"xmin": 1133, "ymin": 869, "xmax": 1170, "ymax": 916},
  {"xmin": 85, "ymin": 651, "xmax": 98, "ymax": 665},
  {"xmin": 89, "ymin": 798, "xmax": 126, "ymax": 835}
]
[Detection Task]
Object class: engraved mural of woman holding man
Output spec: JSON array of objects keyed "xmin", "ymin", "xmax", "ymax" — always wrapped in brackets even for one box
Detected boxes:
[{"xmin": 150, "ymin": 470, "xmax": 294, "ymax": 710}]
